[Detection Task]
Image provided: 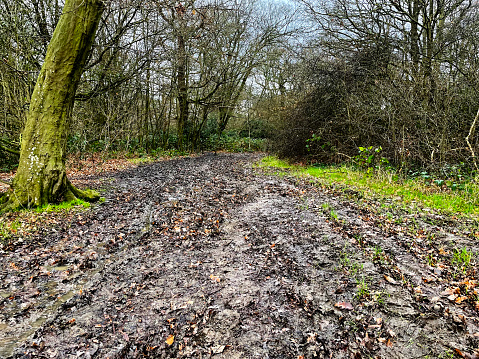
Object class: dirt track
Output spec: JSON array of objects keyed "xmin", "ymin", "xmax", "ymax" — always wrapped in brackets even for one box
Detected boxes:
[{"xmin": 1, "ymin": 153, "xmax": 478, "ymax": 358}]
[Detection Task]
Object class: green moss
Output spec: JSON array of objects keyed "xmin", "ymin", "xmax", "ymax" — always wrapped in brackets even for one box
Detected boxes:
[{"xmin": 35, "ymin": 198, "xmax": 91, "ymax": 213}]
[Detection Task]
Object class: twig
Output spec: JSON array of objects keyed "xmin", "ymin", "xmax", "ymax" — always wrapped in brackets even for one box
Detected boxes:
[
  {"xmin": 466, "ymin": 108, "xmax": 479, "ymax": 172},
  {"xmin": 336, "ymin": 152, "xmax": 352, "ymax": 159}
]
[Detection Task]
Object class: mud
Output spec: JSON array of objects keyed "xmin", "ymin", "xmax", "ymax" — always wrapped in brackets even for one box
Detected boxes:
[{"xmin": 0, "ymin": 153, "xmax": 478, "ymax": 358}]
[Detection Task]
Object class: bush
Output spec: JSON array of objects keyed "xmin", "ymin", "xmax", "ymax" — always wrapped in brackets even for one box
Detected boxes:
[{"xmin": 273, "ymin": 55, "xmax": 479, "ymax": 173}]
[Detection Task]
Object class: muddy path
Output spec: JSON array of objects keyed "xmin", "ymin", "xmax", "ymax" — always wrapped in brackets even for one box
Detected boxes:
[{"xmin": 1, "ymin": 153, "xmax": 478, "ymax": 358}]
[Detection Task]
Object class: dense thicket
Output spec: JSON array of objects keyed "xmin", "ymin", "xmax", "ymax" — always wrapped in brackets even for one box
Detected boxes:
[{"xmin": 274, "ymin": 0, "xmax": 479, "ymax": 172}]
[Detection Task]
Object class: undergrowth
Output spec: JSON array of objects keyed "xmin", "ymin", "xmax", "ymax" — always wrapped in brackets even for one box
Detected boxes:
[{"xmin": 258, "ymin": 156, "xmax": 479, "ymax": 218}]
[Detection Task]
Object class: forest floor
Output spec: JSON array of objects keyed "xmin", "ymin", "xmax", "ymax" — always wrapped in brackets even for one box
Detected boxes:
[{"xmin": 1, "ymin": 152, "xmax": 479, "ymax": 359}]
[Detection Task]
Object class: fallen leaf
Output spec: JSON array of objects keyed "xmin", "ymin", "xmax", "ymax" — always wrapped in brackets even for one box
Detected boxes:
[
  {"xmin": 334, "ymin": 302, "xmax": 354, "ymax": 310},
  {"xmin": 384, "ymin": 275, "xmax": 397, "ymax": 284},
  {"xmin": 455, "ymin": 296, "xmax": 468, "ymax": 304},
  {"xmin": 441, "ymin": 288, "xmax": 458, "ymax": 296},
  {"xmin": 448, "ymin": 294, "xmax": 458, "ymax": 302},
  {"xmin": 166, "ymin": 334, "xmax": 175, "ymax": 346},
  {"xmin": 211, "ymin": 345, "xmax": 226, "ymax": 354},
  {"xmin": 210, "ymin": 274, "xmax": 220, "ymax": 282}
]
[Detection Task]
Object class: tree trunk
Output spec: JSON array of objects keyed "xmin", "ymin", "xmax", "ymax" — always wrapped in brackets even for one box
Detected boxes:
[
  {"xmin": 176, "ymin": 33, "xmax": 189, "ymax": 151},
  {"xmin": 1, "ymin": 0, "xmax": 104, "ymax": 211},
  {"xmin": 409, "ymin": 0, "xmax": 420, "ymax": 77}
]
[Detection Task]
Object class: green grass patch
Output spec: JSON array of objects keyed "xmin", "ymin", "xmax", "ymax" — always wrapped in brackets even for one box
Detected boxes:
[
  {"xmin": 259, "ymin": 156, "xmax": 479, "ymax": 217},
  {"xmin": 35, "ymin": 198, "xmax": 91, "ymax": 213},
  {"xmin": 258, "ymin": 156, "xmax": 294, "ymax": 169}
]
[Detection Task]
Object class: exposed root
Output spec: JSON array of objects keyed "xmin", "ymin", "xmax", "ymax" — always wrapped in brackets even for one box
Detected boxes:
[
  {"xmin": 66, "ymin": 178, "xmax": 100, "ymax": 202},
  {"xmin": 0, "ymin": 177, "xmax": 100, "ymax": 213},
  {"xmin": 0, "ymin": 192, "xmax": 21, "ymax": 213}
]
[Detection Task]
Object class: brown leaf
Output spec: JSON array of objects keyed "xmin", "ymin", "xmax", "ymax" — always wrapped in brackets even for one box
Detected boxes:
[
  {"xmin": 334, "ymin": 302, "xmax": 354, "ymax": 310},
  {"xmin": 211, "ymin": 345, "xmax": 226, "ymax": 354},
  {"xmin": 384, "ymin": 275, "xmax": 397, "ymax": 284},
  {"xmin": 447, "ymin": 294, "xmax": 458, "ymax": 302},
  {"xmin": 455, "ymin": 296, "xmax": 468, "ymax": 304},
  {"xmin": 210, "ymin": 274, "xmax": 221, "ymax": 282},
  {"xmin": 441, "ymin": 288, "xmax": 457, "ymax": 296},
  {"xmin": 166, "ymin": 334, "xmax": 174, "ymax": 346}
]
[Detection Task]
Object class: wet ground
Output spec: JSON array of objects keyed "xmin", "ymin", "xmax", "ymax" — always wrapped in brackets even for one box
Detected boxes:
[{"xmin": 1, "ymin": 153, "xmax": 478, "ymax": 358}]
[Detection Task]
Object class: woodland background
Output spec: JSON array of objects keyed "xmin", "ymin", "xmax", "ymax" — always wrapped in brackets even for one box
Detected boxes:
[{"xmin": 1, "ymin": 0, "xmax": 479, "ymax": 176}]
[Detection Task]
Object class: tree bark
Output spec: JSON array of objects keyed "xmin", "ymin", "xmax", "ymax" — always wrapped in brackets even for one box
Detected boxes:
[
  {"xmin": 1, "ymin": 0, "xmax": 104, "ymax": 211},
  {"xmin": 176, "ymin": 32, "xmax": 189, "ymax": 151}
]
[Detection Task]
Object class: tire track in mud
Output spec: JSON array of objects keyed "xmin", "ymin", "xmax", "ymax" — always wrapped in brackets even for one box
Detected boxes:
[{"xmin": 1, "ymin": 153, "xmax": 478, "ymax": 358}]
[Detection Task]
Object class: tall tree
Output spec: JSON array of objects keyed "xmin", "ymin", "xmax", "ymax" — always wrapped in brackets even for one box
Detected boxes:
[{"xmin": 0, "ymin": 0, "xmax": 104, "ymax": 211}]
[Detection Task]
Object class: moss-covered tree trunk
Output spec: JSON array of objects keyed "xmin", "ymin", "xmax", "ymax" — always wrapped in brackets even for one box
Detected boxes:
[{"xmin": 0, "ymin": 0, "xmax": 104, "ymax": 211}]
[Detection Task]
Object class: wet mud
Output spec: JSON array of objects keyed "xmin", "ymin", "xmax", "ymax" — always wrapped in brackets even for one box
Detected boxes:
[{"xmin": 1, "ymin": 153, "xmax": 478, "ymax": 358}]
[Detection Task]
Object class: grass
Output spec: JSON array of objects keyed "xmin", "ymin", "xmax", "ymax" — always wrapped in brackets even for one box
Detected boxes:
[
  {"xmin": 35, "ymin": 198, "xmax": 93, "ymax": 213},
  {"xmin": 355, "ymin": 276, "xmax": 370, "ymax": 300},
  {"xmin": 452, "ymin": 247, "xmax": 474, "ymax": 273},
  {"xmin": 339, "ymin": 249, "xmax": 363, "ymax": 276},
  {"xmin": 258, "ymin": 156, "xmax": 479, "ymax": 218}
]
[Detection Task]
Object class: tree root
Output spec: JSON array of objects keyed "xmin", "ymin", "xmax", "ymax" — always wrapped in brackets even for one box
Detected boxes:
[
  {"xmin": 0, "ymin": 177, "xmax": 100, "ymax": 213},
  {"xmin": 65, "ymin": 178, "xmax": 100, "ymax": 203}
]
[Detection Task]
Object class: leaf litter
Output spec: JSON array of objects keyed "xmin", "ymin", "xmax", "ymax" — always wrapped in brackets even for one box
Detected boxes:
[{"xmin": 0, "ymin": 153, "xmax": 478, "ymax": 358}]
